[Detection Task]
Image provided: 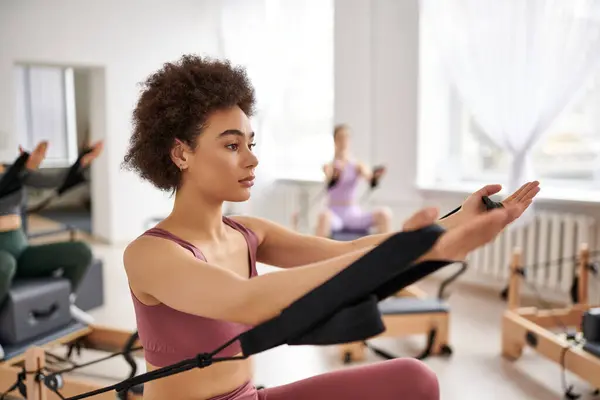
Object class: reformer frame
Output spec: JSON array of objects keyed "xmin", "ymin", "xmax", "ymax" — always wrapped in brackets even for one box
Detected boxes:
[
  {"xmin": 0, "ymin": 325, "xmax": 142, "ymax": 399},
  {"xmin": 501, "ymin": 243, "xmax": 600, "ymax": 390},
  {"xmin": 338, "ymin": 284, "xmax": 452, "ymax": 363}
]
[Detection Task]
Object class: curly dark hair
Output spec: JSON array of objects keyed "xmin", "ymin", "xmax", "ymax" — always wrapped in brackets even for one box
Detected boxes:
[{"xmin": 122, "ymin": 54, "xmax": 256, "ymax": 191}]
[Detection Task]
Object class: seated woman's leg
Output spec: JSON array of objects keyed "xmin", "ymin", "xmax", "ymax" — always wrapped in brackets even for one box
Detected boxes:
[
  {"xmin": 0, "ymin": 250, "xmax": 17, "ymax": 304},
  {"xmin": 16, "ymin": 241, "xmax": 92, "ymax": 290},
  {"xmin": 0, "ymin": 229, "xmax": 28, "ymax": 304},
  {"xmin": 338, "ymin": 205, "xmax": 374, "ymax": 233},
  {"xmin": 372, "ymin": 206, "xmax": 393, "ymax": 233},
  {"xmin": 315, "ymin": 209, "xmax": 342, "ymax": 237},
  {"xmin": 16, "ymin": 241, "xmax": 94, "ymax": 323},
  {"xmin": 258, "ymin": 358, "xmax": 439, "ymax": 400}
]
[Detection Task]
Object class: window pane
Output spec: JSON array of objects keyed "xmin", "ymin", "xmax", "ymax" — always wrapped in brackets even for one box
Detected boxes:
[
  {"xmin": 15, "ymin": 65, "xmax": 77, "ymax": 167},
  {"xmin": 455, "ymin": 68, "xmax": 600, "ymax": 185},
  {"xmin": 28, "ymin": 66, "xmax": 68, "ymax": 161}
]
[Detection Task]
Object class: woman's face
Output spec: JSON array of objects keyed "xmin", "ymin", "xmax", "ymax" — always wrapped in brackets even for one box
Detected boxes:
[
  {"xmin": 334, "ymin": 128, "xmax": 350, "ymax": 152},
  {"xmin": 175, "ymin": 106, "xmax": 258, "ymax": 202}
]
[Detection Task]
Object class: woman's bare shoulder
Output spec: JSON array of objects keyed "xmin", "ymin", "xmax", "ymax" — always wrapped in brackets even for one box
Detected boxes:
[
  {"xmin": 227, "ymin": 215, "xmax": 267, "ymax": 243},
  {"xmin": 123, "ymin": 234, "xmax": 178, "ymax": 270}
]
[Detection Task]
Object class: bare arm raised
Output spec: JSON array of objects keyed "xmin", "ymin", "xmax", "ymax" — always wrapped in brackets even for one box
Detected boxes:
[{"xmin": 124, "ymin": 205, "xmax": 520, "ymax": 327}]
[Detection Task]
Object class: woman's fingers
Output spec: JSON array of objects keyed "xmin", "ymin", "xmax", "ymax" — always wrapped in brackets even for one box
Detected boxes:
[
  {"xmin": 505, "ymin": 181, "xmax": 540, "ymax": 204},
  {"xmin": 514, "ymin": 181, "xmax": 539, "ymax": 202}
]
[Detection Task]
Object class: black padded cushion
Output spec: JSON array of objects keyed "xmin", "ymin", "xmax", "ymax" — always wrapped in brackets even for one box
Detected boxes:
[
  {"xmin": 0, "ymin": 278, "xmax": 71, "ymax": 345},
  {"xmin": 584, "ymin": 341, "xmax": 600, "ymax": 358},
  {"xmin": 331, "ymin": 229, "xmax": 369, "ymax": 241},
  {"xmin": 378, "ymin": 297, "xmax": 449, "ymax": 315}
]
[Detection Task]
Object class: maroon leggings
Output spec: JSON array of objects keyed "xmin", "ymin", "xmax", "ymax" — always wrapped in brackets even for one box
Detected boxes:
[{"xmin": 211, "ymin": 358, "xmax": 439, "ymax": 400}]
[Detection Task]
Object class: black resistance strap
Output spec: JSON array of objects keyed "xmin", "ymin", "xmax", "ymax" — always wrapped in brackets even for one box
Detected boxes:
[{"xmin": 0, "ymin": 153, "xmax": 29, "ymax": 199}]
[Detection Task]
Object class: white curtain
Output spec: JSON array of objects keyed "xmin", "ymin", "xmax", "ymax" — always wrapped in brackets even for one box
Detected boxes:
[{"xmin": 421, "ymin": 0, "xmax": 600, "ymax": 196}]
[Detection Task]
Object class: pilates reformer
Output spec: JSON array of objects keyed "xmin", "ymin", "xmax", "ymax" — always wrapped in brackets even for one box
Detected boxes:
[
  {"xmin": 0, "ymin": 323, "xmax": 143, "ymax": 400},
  {"xmin": 337, "ymin": 262, "xmax": 466, "ymax": 364},
  {"xmin": 501, "ymin": 244, "xmax": 600, "ymax": 399}
]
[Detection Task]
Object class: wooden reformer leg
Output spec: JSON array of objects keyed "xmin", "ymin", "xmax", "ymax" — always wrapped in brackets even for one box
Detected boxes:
[{"xmin": 501, "ymin": 248, "xmax": 525, "ymax": 360}]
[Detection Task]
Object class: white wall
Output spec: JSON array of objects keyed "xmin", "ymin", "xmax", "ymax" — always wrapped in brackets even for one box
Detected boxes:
[
  {"xmin": 333, "ymin": 0, "xmax": 426, "ymax": 227},
  {"xmin": 74, "ymin": 69, "xmax": 91, "ymax": 148},
  {"xmin": 0, "ymin": 0, "xmax": 221, "ymax": 243}
]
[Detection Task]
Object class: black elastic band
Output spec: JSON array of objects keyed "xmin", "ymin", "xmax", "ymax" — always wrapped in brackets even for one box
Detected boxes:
[
  {"xmin": 369, "ymin": 165, "xmax": 385, "ymax": 189},
  {"xmin": 0, "ymin": 153, "xmax": 29, "ymax": 199},
  {"xmin": 441, "ymin": 196, "xmax": 503, "ymax": 220}
]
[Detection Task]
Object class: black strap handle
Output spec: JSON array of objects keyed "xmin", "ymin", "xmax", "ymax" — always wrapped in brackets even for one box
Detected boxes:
[{"xmin": 369, "ymin": 165, "xmax": 385, "ymax": 189}]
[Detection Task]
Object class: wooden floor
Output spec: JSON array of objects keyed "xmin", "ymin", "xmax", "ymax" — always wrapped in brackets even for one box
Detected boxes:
[{"xmin": 21, "ymin": 216, "xmax": 600, "ymax": 400}]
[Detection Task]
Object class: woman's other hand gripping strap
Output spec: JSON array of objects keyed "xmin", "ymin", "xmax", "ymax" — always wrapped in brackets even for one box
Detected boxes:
[
  {"xmin": 0, "ymin": 153, "xmax": 29, "ymax": 198},
  {"xmin": 239, "ymin": 224, "xmax": 446, "ymax": 356}
]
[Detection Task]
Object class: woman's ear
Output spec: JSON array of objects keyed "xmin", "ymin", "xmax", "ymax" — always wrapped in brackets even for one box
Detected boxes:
[{"xmin": 170, "ymin": 139, "xmax": 189, "ymax": 170}]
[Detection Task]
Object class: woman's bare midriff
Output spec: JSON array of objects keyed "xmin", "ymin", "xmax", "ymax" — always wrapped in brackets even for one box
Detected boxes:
[
  {"xmin": 142, "ymin": 356, "xmax": 254, "ymax": 400},
  {"xmin": 0, "ymin": 215, "xmax": 22, "ymax": 232}
]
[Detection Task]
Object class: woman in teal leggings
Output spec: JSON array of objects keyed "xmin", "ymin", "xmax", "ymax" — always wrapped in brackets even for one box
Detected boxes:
[{"xmin": 0, "ymin": 140, "xmax": 103, "ymax": 324}]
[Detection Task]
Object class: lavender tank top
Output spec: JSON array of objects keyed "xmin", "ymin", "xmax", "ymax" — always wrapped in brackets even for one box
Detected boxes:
[
  {"xmin": 328, "ymin": 160, "xmax": 360, "ymax": 205},
  {"xmin": 130, "ymin": 216, "xmax": 259, "ymax": 367}
]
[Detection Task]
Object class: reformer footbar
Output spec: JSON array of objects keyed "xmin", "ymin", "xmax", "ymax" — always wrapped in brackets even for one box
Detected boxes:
[{"xmin": 6, "ymin": 224, "xmax": 461, "ymax": 400}]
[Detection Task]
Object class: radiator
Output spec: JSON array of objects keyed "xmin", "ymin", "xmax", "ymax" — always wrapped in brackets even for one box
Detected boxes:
[
  {"xmin": 466, "ymin": 211, "xmax": 599, "ymax": 299},
  {"xmin": 268, "ymin": 181, "xmax": 325, "ymax": 231},
  {"xmin": 272, "ymin": 185, "xmax": 600, "ymax": 301}
]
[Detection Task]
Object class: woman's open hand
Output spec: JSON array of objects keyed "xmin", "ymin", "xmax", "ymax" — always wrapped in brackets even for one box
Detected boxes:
[
  {"xmin": 425, "ymin": 204, "xmax": 521, "ymax": 263},
  {"xmin": 21, "ymin": 141, "xmax": 48, "ymax": 170}
]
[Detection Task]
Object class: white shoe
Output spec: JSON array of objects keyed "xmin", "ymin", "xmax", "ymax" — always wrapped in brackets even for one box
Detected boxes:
[{"xmin": 70, "ymin": 304, "xmax": 95, "ymax": 325}]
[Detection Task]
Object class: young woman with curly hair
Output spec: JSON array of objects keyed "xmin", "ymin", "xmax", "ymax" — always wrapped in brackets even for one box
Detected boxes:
[{"xmin": 122, "ymin": 54, "xmax": 539, "ymax": 400}]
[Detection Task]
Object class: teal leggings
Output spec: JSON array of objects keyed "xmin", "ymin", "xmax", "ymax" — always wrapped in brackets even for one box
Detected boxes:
[{"xmin": 0, "ymin": 228, "xmax": 92, "ymax": 304}]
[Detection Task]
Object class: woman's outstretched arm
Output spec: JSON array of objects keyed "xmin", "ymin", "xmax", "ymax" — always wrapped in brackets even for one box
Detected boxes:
[
  {"xmin": 125, "ymin": 234, "xmax": 378, "ymax": 326},
  {"xmin": 125, "ymin": 206, "xmax": 518, "ymax": 328},
  {"xmin": 232, "ymin": 209, "xmax": 440, "ymax": 269}
]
